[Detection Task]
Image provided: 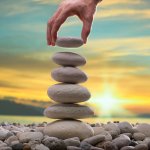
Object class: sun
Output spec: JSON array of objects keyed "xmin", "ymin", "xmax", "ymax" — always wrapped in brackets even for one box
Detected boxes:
[
  {"xmin": 92, "ymin": 84, "xmax": 135, "ymax": 118},
  {"xmin": 99, "ymin": 88, "xmax": 118, "ymax": 115}
]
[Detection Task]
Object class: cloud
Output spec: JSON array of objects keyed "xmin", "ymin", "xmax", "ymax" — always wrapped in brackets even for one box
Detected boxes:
[{"xmin": 0, "ymin": 52, "xmax": 54, "ymax": 72}]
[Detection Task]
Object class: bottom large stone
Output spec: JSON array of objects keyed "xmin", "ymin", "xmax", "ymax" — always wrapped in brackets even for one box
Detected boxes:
[{"xmin": 43, "ymin": 120, "xmax": 94, "ymax": 140}]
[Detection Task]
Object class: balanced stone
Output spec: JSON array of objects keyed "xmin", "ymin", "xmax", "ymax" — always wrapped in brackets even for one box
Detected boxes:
[
  {"xmin": 43, "ymin": 120, "xmax": 94, "ymax": 140},
  {"xmin": 56, "ymin": 37, "xmax": 83, "ymax": 48},
  {"xmin": 52, "ymin": 52, "xmax": 86, "ymax": 67},
  {"xmin": 44, "ymin": 104, "xmax": 94, "ymax": 119},
  {"xmin": 51, "ymin": 67, "xmax": 87, "ymax": 83},
  {"xmin": 47, "ymin": 83, "xmax": 91, "ymax": 103}
]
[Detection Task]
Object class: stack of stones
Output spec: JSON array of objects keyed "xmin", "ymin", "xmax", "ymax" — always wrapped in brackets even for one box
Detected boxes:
[{"xmin": 43, "ymin": 51, "xmax": 95, "ymax": 140}]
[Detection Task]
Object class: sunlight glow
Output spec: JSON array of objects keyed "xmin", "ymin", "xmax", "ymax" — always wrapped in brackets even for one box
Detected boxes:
[{"xmin": 92, "ymin": 83, "xmax": 136, "ymax": 118}]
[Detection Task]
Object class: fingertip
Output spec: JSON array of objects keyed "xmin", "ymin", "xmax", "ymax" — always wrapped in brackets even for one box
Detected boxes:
[{"xmin": 51, "ymin": 42, "xmax": 55, "ymax": 46}]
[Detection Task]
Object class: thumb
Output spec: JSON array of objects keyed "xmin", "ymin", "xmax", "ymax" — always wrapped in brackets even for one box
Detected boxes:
[{"xmin": 81, "ymin": 17, "xmax": 93, "ymax": 44}]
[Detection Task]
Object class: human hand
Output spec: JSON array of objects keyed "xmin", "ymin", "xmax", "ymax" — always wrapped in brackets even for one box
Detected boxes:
[{"xmin": 47, "ymin": 0, "xmax": 102, "ymax": 46}]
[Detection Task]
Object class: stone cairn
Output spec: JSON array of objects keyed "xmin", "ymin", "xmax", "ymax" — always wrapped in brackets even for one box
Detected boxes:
[{"xmin": 43, "ymin": 38, "xmax": 95, "ymax": 140}]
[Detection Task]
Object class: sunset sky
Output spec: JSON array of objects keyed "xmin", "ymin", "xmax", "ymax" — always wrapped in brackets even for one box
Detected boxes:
[{"xmin": 0, "ymin": 0, "xmax": 150, "ymax": 117}]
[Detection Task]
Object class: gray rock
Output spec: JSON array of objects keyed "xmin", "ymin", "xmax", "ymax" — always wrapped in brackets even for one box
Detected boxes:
[
  {"xmin": 56, "ymin": 37, "xmax": 83, "ymax": 48},
  {"xmin": 134, "ymin": 144, "xmax": 148, "ymax": 150},
  {"xmin": 34, "ymin": 144, "xmax": 49, "ymax": 150},
  {"xmin": 92, "ymin": 127, "xmax": 112, "ymax": 141},
  {"xmin": 120, "ymin": 146, "xmax": 134, "ymax": 150},
  {"xmin": 4, "ymin": 135, "xmax": 18, "ymax": 146},
  {"xmin": 47, "ymin": 83, "xmax": 91, "ymax": 103},
  {"xmin": 43, "ymin": 120, "xmax": 94, "ymax": 140},
  {"xmin": 133, "ymin": 132, "xmax": 145, "ymax": 141},
  {"xmin": 80, "ymin": 141, "xmax": 92, "ymax": 150},
  {"xmin": 51, "ymin": 67, "xmax": 87, "ymax": 83},
  {"xmin": 64, "ymin": 137, "xmax": 80, "ymax": 147},
  {"xmin": 103, "ymin": 141, "xmax": 118, "ymax": 150},
  {"xmin": 44, "ymin": 103, "xmax": 94, "ymax": 119},
  {"xmin": 17, "ymin": 132, "xmax": 43, "ymax": 143},
  {"xmin": 136, "ymin": 123, "xmax": 150, "ymax": 137},
  {"xmin": 129, "ymin": 141, "xmax": 138, "ymax": 147},
  {"xmin": 11, "ymin": 143, "xmax": 23, "ymax": 150},
  {"xmin": 104, "ymin": 123, "xmax": 120, "ymax": 138},
  {"xmin": 83, "ymin": 135, "xmax": 105, "ymax": 146},
  {"xmin": 112, "ymin": 135, "xmax": 131, "ymax": 149},
  {"xmin": 118, "ymin": 122, "xmax": 133, "ymax": 133},
  {"xmin": 143, "ymin": 137, "xmax": 150, "ymax": 145},
  {"xmin": 123, "ymin": 133, "xmax": 132, "ymax": 139},
  {"xmin": 42, "ymin": 137, "xmax": 67, "ymax": 150},
  {"xmin": 104, "ymin": 123, "xmax": 120, "ymax": 134},
  {"xmin": 0, "ymin": 127, "xmax": 9, "ymax": 140},
  {"xmin": 91, "ymin": 147, "xmax": 104, "ymax": 150},
  {"xmin": 67, "ymin": 146, "xmax": 82, "ymax": 150},
  {"xmin": 52, "ymin": 52, "xmax": 86, "ymax": 67},
  {"xmin": 0, "ymin": 147, "xmax": 12, "ymax": 150},
  {"xmin": 0, "ymin": 143, "xmax": 7, "ymax": 147}
]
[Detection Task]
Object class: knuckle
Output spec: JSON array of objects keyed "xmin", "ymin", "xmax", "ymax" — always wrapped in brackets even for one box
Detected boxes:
[{"xmin": 47, "ymin": 19, "xmax": 53, "ymax": 26}]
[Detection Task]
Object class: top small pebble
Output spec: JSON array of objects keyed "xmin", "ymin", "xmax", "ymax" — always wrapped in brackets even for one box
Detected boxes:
[{"xmin": 56, "ymin": 37, "xmax": 83, "ymax": 48}]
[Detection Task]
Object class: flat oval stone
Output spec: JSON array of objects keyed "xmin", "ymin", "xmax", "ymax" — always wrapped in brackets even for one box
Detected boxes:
[
  {"xmin": 51, "ymin": 67, "xmax": 87, "ymax": 83},
  {"xmin": 47, "ymin": 83, "xmax": 91, "ymax": 103},
  {"xmin": 44, "ymin": 104, "xmax": 94, "ymax": 119},
  {"xmin": 56, "ymin": 37, "xmax": 83, "ymax": 48},
  {"xmin": 43, "ymin": 120, "xmax": 94, "ymax": 140},
  {"xmin": 52, "ymin": 52, "xmax": 86, "ymax": 67}
]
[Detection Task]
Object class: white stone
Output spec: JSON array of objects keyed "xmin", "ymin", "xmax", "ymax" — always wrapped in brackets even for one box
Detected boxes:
[
  {"xmin": 56, "ymin": 37, "xmax": 83, "ymax": 48},
  {"xmin": 43, "ymin": 120, "xmax": 94, "ymax": 140},
  {"xmin": 44, "ymin": 103, "xmax": 94, "ymax": 119},
  {"xmin": 47, "ymin": 83, "xmax": 91, "ymax": 103},
  {"xmin": 52, "ymin": 52, "xmax": 86, "ymax": 67},
  {"xmin": 51, "ymin": 67, "xmax": 87, "ymax": 83}
]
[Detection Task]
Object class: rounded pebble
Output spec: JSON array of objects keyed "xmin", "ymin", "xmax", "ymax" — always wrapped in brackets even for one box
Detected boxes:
[
  {"xmin": 44, "ymin": 103, "xmax": 94, "ymax": 119},
  {"xmin": 56, "ymin": 37, "xmax": 83, "ymax": 48},
  {"xmin": 51, "ymin": 67, "xmax": 87, "ymax": 83},
  {"xmin": 52, "ymin": 52, "xmax": 86, "ymax": 67},
  {"xmin": 43, "ymin": 120, "xmax": 94, "ymax": 140},
  {"xmin": 47, "ymin": 83, "xmax": 91, "ymax": 103}
]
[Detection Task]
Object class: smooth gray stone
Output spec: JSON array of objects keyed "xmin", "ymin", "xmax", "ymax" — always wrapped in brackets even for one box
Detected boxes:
[
  {"xmin": 51, "ymin": 67, "xmax": 87, "ymax": 83},
  {"xmin": 83, "ymin": 135, "xmax": 105, "ymax": 146},
  {"xmin": 120, "ymin": 146, "xmax": 134, "ymax": 150},
  {"xmin": 135, "ymin": 144, "xmax": 148, "ymax": 150},
  {"xmin": 44, "ymin": 104, "xmax": 94, "ymax": 119},
  {"xmin": 136, "ymin": 123, "xmax": 150, "ymax": 137},
  {"xmin": 112, "ymin": 135, "xmax": 131, "ymax": 149},
  {"xmin": 117, "ymin": 122, "xmax": 133, "ymax": 134},
  {"xmin": 133, "ymin": 132, "xmax": 146, "ymax": 141},
  {"xmin": 43, "ymin": 120, "xmax": 94, "ymax": 140},
  {"xmin": 47, "ymin": 83, "xmax": 91, "ymax": 103},
  {"xmin": 64, "ymin": 138, "xmax": 80, "ymax": 147},
  {"xmin": 52, "ymin": 52, "xmax": 86, "ymax": 67},
  {"xmin": 56, "ymin": 37, "xmax": 83, "ymax": 48},
  {"xmin": 67, "ymin": 146, "xmax": 82, "ymax": 150}
]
